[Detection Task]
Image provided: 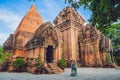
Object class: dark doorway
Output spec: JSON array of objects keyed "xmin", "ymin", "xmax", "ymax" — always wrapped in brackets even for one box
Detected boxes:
[{"xmin": 46, "ymin": 46, "xmax": 53, "ymax": 63}]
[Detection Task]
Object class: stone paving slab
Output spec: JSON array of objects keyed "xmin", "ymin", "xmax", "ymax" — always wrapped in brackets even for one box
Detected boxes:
[{"xmin": 0, "ymin": 68, "xmax": 120, "ymax": 80}]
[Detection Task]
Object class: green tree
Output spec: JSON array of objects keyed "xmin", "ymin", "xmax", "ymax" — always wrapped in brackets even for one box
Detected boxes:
[
  {"xmin": 0, "ymin": 46, "xmax": 3, "ymax": 63},
  {"xmin": 0, "ymin": 47, "xmax": 12, "ymax": 64},
  {"xmin": 28, "ymin": 0, "xmax": 36, "ymax": 1},
  {"xmin": 103, "ymin": 23, "xmax": 120, "ymax": 50},
  {"xmin": 0, "ymin": 46, "xmax": 3, "ymax": 53},
  {"xmin": 65, "ymin": 0, "xmax": 120, "ymax": 30}
]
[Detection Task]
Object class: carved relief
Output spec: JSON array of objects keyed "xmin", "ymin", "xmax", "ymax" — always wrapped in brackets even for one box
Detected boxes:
[
  {"xmin": 25, "ymin": 22, "xmax": 58, "ymax": 49},
  {"xmin": 78, "ymin": 24, "xmax": 104, "ymax": 66},
  {"xmin": 3, "ymin": 5, "xmax": 112, "ymax": 72},
  {"xmin": 3, "ymin": 34, "xmax": 14, "ymax": 53}
]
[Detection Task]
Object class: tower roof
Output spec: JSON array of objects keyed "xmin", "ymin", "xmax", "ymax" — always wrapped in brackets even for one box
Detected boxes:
[
  {"xmin": 14, "ymin": 4, "xmax": 44, "ymax": 35},
  {"xmin": 53, "ymin": 6, "xmax": 85, "ymax": 25}
]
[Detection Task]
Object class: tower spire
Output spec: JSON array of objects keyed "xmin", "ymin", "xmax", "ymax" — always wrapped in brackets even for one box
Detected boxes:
[{"xmin": 14, "ymin": 4, "xmax": 44, "ymax": 34}]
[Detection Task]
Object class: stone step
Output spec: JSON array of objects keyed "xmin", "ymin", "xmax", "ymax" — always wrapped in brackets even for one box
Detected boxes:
[
  {"xmin": 48, "ymin": 63, "xmax": 63, "ymax": 72},
  {"xmin": 44, "ymin": 66, "xmax": 53, "ymax": 74},
  {"xmin": 44, "ymin": 63, "xmax": 63, "ymax": 74}
]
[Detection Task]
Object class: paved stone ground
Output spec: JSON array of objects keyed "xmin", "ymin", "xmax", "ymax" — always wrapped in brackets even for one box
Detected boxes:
[{"xmin": 0, "ymin": 68, "xmax": 120, "ymax": 80}]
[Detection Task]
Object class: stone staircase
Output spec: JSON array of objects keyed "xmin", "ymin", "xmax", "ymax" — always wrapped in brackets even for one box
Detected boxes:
[
  {"xmin": 112, "ymin": 63, "xmax": 120, "ymax": 70},
  {"xmin": 44, "ymin": 63, "xmax": 63, "ymax": 74}
]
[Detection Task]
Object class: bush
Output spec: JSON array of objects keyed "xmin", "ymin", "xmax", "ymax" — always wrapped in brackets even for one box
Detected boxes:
[
  {"xmin": 113, "ymin": 56, "xmax": 118, "ymax": 65},
  {"xmin": 57, "ymin": 58, "xmax": 67, "ymax": 68},
  {"xmin": 35, "ymin": 54, "xmax": 43, "ymax": 69},
  {"xmin": 13, "ymin": 58, "xmax": 25, "ymax": 69},
  {"xmin": 106, "ymin": 53, "xmax": 111, "ymax": 64}
]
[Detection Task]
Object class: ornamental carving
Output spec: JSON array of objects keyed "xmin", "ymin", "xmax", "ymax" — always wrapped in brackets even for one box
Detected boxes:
[{"xmin": 25, "ymin": 22, "xmax": 58, "ymax": 49}]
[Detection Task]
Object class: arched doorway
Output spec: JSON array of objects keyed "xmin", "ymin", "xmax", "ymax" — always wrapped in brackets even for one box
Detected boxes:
[
  {"xmin": 46, "ymin": 45, "xmax": 54, "ymax": 63},
  {"xmin": 36, "ymin": 22, "xmax": 58, "ymax": 63}
]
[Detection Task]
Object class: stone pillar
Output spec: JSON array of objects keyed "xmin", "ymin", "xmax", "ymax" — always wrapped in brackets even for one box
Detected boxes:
[
  {"xmin": 43, "ymin": 43, "xmax": 48, "ymax": 63},
  {"xmin": 102, "ymin": 52, "xmax": 106, "ymax": 65},
  {"xmin": 94, "ymin": 43, "xmax": 102, "ymax": 66},
  {"xmin": 80, "ymin": 45, "xmax": 85, "ymax": 66},
  {"xmin": 84, "ymin": 45, "xmax": 88, "ymax": 66},
  {"xmin": 53, "ymin": 46, "xmax": 57, "ymax": 63},
  {"xmin": 40, "ymin": 46, "xmax": 45, "ymax": 62},
  {"xmin": 70, "ymin": 28, "xmax": 77, "ymax": 61}
]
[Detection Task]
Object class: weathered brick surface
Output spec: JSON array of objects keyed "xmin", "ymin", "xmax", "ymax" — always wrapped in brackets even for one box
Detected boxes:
[{"xmin": 3, "ymin": 6, "xmax": 112, "ymax": 73}]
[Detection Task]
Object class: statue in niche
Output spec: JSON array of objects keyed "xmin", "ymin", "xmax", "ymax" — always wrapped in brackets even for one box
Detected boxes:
[{"xmin": 84, "ymin": 30, "xmax": 91, "ymax": 38}]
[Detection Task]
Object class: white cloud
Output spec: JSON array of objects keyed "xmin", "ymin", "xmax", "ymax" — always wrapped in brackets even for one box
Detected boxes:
[
  {"xmin": 0, "ymin": 8, "xmax": 22, "ymax": 46},
  {"xmin": 43, "ymin": 0, "xmax": 61, "ymax": 15},
  {"xmin": 0, "ymin": 8, "xmax": 22, "ymax": 30},
  {"xmin": 41, "ymin": 0, "xmax": 90, "ymax": 22},
  {"xmin": 0, "ymin": 32, "xmax": 9, "ymax": 46},
  {"xmin": 41, "ymin": 0, "xmax": 62, "ymax": 21}
]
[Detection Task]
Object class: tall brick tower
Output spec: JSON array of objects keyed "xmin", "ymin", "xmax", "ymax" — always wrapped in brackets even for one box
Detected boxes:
[
  {"xmin": 13, "ymin": 5, "xmax": 44, "ymax": 57},
  {"xmin": 53, "ymin": 6, "xmax": 85, "ymax": 61},
  {"xmin": 4, "ymin": 5, "xmax": 44, "ymax": 58}
]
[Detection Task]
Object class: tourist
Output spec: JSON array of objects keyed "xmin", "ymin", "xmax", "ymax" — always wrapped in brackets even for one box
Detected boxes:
[{"xmin": 71, "ymin": 60, "xmax": 77, "ymax": 77}]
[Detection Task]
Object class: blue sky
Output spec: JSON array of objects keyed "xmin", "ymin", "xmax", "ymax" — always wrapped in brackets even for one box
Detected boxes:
[{"xmin": 0, "ymin": 0, "xmax": 91, "ymax": 46}]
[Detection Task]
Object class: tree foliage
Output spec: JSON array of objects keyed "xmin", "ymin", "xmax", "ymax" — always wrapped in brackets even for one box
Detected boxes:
[
  {"xmin": 0, "ymin": 46, "xmax": 3, "ymax": 53},
  {"xmin": 103, "ymin": 23, "xmax": 120, "ymax": 50},
  {"xmin": 28, "ymin": 0, "xmax": 35, "ymax": 1},
  {"xmin": 65, "ymin": 0, "xmax": 120, "ymax": 30},
  {"xmin": 0, "ymin": 47, "xmax": 12, "ymax": 64}
]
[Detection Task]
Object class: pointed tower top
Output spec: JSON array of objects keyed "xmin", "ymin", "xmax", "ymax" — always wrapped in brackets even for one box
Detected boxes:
[
  {"xmin": 14, "ymin": 5, "xmax": 44, "ymax": 35},
  {"xmin": 53, "ymin": 6, "xmax": 85, "ymax": 25},
  {"xmin": 29, "ymin": 4, "xmax": 37, "ymax": 12},
  {"xmin": 31, "ymin": 4, "xmax": 36, "ymax": 8}
]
